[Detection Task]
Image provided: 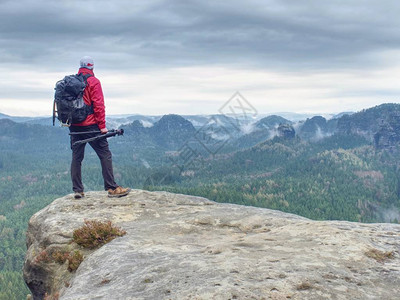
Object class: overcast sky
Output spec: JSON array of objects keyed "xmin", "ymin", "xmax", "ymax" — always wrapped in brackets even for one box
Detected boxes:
[{"xmin": 1, "ymin": 0, "xmax": 400, "ymax": 117}]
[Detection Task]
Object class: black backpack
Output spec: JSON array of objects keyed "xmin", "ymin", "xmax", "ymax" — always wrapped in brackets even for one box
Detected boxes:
[{"xmin": 53, "ymin": 73, "xmax": 94, "ymax": 126}]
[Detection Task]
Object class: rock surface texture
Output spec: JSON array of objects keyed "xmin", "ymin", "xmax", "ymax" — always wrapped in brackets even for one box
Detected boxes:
[{"xmin": 24, "ymin": 190, "xmax": 400, "ymax": 300}]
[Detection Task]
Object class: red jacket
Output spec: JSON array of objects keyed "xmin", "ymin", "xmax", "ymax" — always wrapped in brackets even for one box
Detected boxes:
[{"xmin": 72, "ymin": 68, "xmax": 106, "ymax": 129}]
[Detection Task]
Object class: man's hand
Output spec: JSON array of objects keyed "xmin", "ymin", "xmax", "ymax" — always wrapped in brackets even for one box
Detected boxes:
[{"xmin": 100, "ymin": 128, "xmax": 108, "ymax": 134}]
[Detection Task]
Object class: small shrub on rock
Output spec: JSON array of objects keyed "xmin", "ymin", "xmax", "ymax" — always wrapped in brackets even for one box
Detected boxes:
[
  {"xmin": 72, "ymin": 220, "xmax": 126, "ymax": 249},
  {"xmin": 52, "ymin": 249, "xmax": 83, "ymax": 272},
  {"xmin": 34, "ymin": 250, "xmax": 51, "ymax": 264},
  {"xmin": 52, "ymin": 250, "xmax": 70, "ymax": 264},
  {"xmin": 67, "ymin": 250, "xmax": 84, "ymax": 272}
]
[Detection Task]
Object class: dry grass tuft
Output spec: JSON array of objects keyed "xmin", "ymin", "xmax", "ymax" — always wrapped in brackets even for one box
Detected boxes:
[
  {"xmin": 51, "ymin": 249, "xmax": 84, "ymax": 272},
  {"xmin": 365, "ymin": 248, "xmax": 394, "ymax": 263},
  {"xmin": 67, "ymin": 250, "xmax": 84, "ymax": 272},
  {"xmin": 72, "ymin": 220, "xmax": 126, "ymax": 249},
  {"xmin": 52, "ymin": 250, "xmax": 70, "ymax": 264},
  {"xmin": 34, "ymin": 250, "xmax": 51, "ymax": 264}
]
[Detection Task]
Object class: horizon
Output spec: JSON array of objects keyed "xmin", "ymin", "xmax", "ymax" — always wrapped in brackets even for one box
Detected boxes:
[
  {"xmin": 0, "ymin": 101, "xmax": 393, "ymax": 120},
  {"xmin": 1, "ymin": 108, "xmax": 352, "ymax": 119}
]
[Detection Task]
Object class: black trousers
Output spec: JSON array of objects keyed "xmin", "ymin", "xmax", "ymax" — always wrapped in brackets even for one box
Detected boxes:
[{"xmin": 69, "ymin": 124, "xmax": 118, "ymax": 192}]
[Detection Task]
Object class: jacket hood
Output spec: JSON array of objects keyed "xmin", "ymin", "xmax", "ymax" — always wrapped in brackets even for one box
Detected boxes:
[{"xmin": 78, "ymin": 68, "xmax": 94, "ymax": 76}]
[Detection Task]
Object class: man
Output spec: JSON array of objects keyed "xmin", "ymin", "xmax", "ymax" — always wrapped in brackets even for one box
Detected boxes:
[{"xmin": 69, "ymin": 56, "xmax": 130, "ymax": 199}]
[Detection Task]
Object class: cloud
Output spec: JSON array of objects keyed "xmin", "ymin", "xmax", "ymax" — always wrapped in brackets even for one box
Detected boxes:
[
  {"xmin": 4, "ymin": 64, "xmax": 400, "ymax": 116},
  {"xmin": 2, "ymin": 0, "xmax": 400, "ymax": 71},
  {"xmin": 2, "ymin": 0, "xmax": 400, "ymax": 116}
]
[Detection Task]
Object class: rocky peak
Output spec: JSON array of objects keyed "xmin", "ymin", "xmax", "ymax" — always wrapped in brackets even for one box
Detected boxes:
[
  {"xmin": 24, "ymin": 190, "xmax": 400, "ymax": 299},
  {"xmin": 277, "ymin": 123, "xmax": 295, "ymax": 139},
  {"xmin": 122, "ymin": 119, "xmax": 144, "ymax": 135},
  {"xmin": 152, "ymin": 114, "xmax": 195, "ymax": 133},
  {"xmin": 298, "ymin": 116, "xmax": 334, "ymax": 140}
]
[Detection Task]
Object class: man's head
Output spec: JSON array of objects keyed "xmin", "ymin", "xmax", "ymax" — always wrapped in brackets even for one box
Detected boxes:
[{"xmin": 80, "ymin": 56, "xmax": 94, "ymax": 70}]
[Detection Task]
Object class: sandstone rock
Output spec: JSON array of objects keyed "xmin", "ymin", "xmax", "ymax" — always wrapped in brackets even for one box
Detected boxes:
[
  {"xmin": 374, "ymin": 113, "xmax": 400, "ymax": 150},
  {"xmin": 277, "ymin": 124, "xmax": 295, "ymax": 139},
  {"xmin": 24, "ymin": 190, "xmax": 400, "ymax": 299}
]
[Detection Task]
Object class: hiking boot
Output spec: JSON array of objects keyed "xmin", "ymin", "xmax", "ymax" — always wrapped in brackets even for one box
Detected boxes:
[
  {"xmin": 108, "ymin": 186, "xmax": 131, "ymax": 198},
  {"xmin": 74, "ymin": 192, "xmax": 85, "ymax": 199}
]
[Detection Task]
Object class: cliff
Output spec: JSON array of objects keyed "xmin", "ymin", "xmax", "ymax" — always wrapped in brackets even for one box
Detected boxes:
[
  {"xmin": 24, "ymin": 190, "xmax": 400, "ymax": 300},
  {"xmin": 374, "ymin": 113, "xmax": 400, "ymax": 150}
]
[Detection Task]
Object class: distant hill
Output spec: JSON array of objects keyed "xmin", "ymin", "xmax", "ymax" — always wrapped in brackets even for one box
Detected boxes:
[
  {"xmin": 226, "ymin": 115, "xmax": 292, "ymax": 150},
  {"xmin": 151, "ymin": 114, "xmax": 196, "ymax": 148},
  {"xmin": 106, "ymin": 115, "xmax": 160, "ymax": 129},
  {"xmin": 265, "ymin": 112, "xmax": 331, "ymax": 122},
  {"xmin": 336, "ymin": 103, "xmax": 400, "ymax": 141},
  {"xmin": 0, "ymin": 112, "xmax": 39, "ymax": 123},
  {"xmin": 25, "ymin": 117, "xmax": 53, "ymax": 126},
  {"xmin": 332, "ymin": 111, "xmax": 354, "ymax": 119},
  {"xmin": 123, "ymin": 114, "xmax": 197, "ymax": 150},
  {"xmin": 255, "ymin": 115, "xmax": 292, "ymax": 130},
  {"xmin": 0, "ymin": 119, "xmax": 68, "ymax": 153},
  {"xmin": 184, "ymin": 114, "xmax": 248, "ymax": 136},
  {"xmin": 181, "ymin": 115, "xmax": 210, "ymax": 128},
  {"xmin": 292, "ymin": 104, "xmax": 400, "ymax": 143},
  {"xmin": 31, "ymin": 115, "xmax": 160, "ymax": 128},
  {"xmin": 297, "ymin": 116, "xmax": 337, "ymax": 140}
]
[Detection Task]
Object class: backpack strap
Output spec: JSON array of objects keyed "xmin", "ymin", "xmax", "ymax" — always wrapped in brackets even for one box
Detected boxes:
[
  {"xmin": 79, "ymin": 73, "xmax": 94, "ymax": 115},
  {"xmin": 82, "ymin": 73, "xmax": 93, "ymax": 85}
]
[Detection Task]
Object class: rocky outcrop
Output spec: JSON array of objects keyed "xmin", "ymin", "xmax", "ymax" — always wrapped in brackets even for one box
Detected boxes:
[
  {"xmin": 297, "ymin": 116, "xmax": 337, "ymax": 140},
  {"xmin": 277, "ymin": 123, "xmax": 295, "ymax": 139},
  {"xmin": 374, "ymin": 113, "xmax": 400, "ymax": 150},
  {"xmin": 24, "ymin": 190, "xmax": 400, "ymax": 300}
]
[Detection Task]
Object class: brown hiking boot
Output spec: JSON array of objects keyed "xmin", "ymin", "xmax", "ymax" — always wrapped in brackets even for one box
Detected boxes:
[
  {"xmin": 108, "ymin": 186, "xmax": 131, "ymax": 198},
  {"xmin": 74, "ymin": 192, "xmax": 85, "ymax": 199}
]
